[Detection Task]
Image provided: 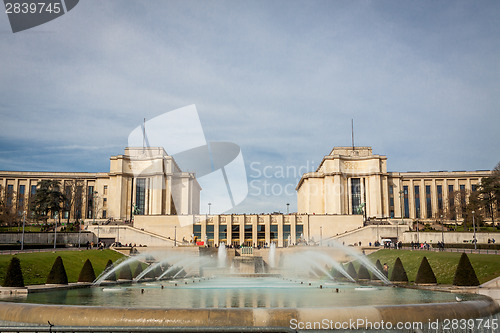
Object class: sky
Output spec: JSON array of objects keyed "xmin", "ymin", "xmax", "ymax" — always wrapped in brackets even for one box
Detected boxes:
[{"xmin": 0, "ymin": 0, "xmax": 499, "ymax": 214}]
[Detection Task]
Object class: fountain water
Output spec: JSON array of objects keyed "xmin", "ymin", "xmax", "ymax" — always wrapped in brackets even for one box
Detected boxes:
[
  {"xmin": 268, "ymin": 242, "xmax": 276, "ymax": 268},
  {"xmin": 217, "ymin": 242, "xmax": 227, "ymax": 268}
]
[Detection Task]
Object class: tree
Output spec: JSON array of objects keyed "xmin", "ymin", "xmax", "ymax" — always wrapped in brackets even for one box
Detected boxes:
[
  {"xmin": 31, "ymin": 180, "xmax": 66, "ymax": 224},
  {"xmin": 453, "ymin": 253, "xmax": 479, "ymax": 286},
  {"xmin": 0, "ymin": 185, "xmax": 19, "ymax": 227},
  {"xmin": 372, "ymin": 260, "xmax": 383, "ymax": 281},
  {"xmin": 464, "ymin": 191, "xmax": 484, "ymax": 230},
  {"xmin": 46, "ymin": 256, "xmax": 68, "ymax": 285},
  {"xmin": 479, "ymin": 162, "xmax": 500, "ymax": 225},
  {"xmin": 63, "ymin": 179, "xmax": 85, "ymax": 224},
  {"xmin": 415, "ymin": 257, "xmax": 437, "ymax": 284},
  {"xmin": 3, "ymin": 257, "xmax": 25, "ymax": 287}
]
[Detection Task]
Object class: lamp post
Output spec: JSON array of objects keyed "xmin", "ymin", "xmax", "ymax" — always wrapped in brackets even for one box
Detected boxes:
[
  {"xmin": 208, "ymin": 202, "xmax": 211, "ymax": 215},
  {"xmin": 441, "ymin": 214, "xmax": 444, "ymax": 245},
  {"xmin": 286, "ymin": 203, "xmax": 290, "ymax": 214},
  {"xmin": 93, "ymin": 191, "xmax": 99, "ymax": 243},
  {"xmin": 472, "ymin": 210, "xmax": 477, "ymax": 250},
  {"xmin": 21, "ymin": 211, "xmax": 26, "ymax": 251},
  {"xmin": 398, "ymin": 189, "xmax": 405, "ymax": 241},
  {"xmin": 174, "ymin": 225, "xmax": 177, "ymax": 247},
  {"xmin": 320, "ymin": 226, "xmax": 323, "ymax": 247}
]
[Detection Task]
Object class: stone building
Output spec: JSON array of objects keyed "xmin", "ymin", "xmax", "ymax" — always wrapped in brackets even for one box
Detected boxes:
[
  {"xmin": 0, "ymin": 147, "xmax": 200, "ymax": 222},
  {"xmin": 296, "ymin": 147, "xmax": 496, "ymax": 222}
]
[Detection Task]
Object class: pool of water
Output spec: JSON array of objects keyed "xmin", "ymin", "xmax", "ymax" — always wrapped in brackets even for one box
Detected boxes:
[{"xmin": 5, "ymin": 276, "xmax": 479, "ymax": 309}]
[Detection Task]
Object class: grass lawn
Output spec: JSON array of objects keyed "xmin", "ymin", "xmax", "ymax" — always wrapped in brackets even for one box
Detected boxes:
[
  {"xmin": 0, "ymin": 250, "xmax": 126, "ymax": 286},
  {"xmin": 365, "ymin": 249, "xmax": 500, "ymax": 284}
]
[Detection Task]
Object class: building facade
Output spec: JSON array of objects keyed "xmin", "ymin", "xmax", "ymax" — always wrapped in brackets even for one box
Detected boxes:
[
  {"xmin": 297, "ymin": 147, "xmax": 497, "ymax": 222},
  {"xmin": 0, "ymin": 147, "xmax": 200, "ymax": 222}
]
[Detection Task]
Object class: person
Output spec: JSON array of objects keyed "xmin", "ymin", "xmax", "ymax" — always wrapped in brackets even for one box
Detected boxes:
[
  {"xmin": 383, "ymin": 263, "xmax": 389, "ymax": 278},
  {"xmin": 86, "ymin": 241, "xmax": 90, "ymax": 250}
]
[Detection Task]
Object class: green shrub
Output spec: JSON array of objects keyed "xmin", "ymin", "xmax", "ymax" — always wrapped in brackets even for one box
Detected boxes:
[
  {"xmin": 390, "ymin": 257, "xmax": 408, "ymax": 283},
  {"xmin": 415, "ymin": 256, "xmax": 437, "ymax": 284},
  {"xmin": 133, "ymin": 262, "xmax": 144, "ymax": 278},
  {"xmin": 3, "ymin": 257, "xmax": 25, "ymax": 287},
  {"xmin": 77, "ymin": 259, "xmax": 96, "ymax": 283},
  {"xmin": 357, "ymin": 265, "xmax": 371, "ymax": 280},
  {"xmin": 118, "ymin": 264, "xmax": 133, "ymax": 280},
  {"xmin": 346, "ymin": 262, "xmax": 357, "ymax": 280},
  {"xmin": 104, "ymin": 259, "xmax": 116, "ymax": 281},
  {"xmin": 46, "ymin": 256, "xmax": 68, "ymax": 285},
  {"xmin": 453, "ymin": 253, "xmax": 480, "ymax": 286}
]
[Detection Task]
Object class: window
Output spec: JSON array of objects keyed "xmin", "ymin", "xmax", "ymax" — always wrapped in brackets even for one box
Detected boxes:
[
  {"xmin": 102, "ymin": 210, "xmax": 107, "ymax": 219},
  {"xmin": 460, "ymin": 185, "xmax": 466, "ymax": 214},
  {"xmin": 232, "ymin": 224, "xmax": 240, "ymax": 240},
  {"xmin": 30, "ymin": 185, "xmax": 37, "ymax": 196},
  {"xmin": 135, "ymin": 178, "xmax": 146, "ymax": 215},
  {"xmin": 389, "ymin": 185, "xmax": 393, "ymax": 195},
  {"xmin": 283, "ymin": 224, "xmax": 291, "ymax": 241},
  {"xmin": 414, "ymin": 186, "xmax": 420, "ymax": 218},
  {"xmin": 426, "ymin": 185, "xmax": 432, "ymax": 218},
  {"xmin": 351, "ymin": 178, "xmax": 362, "ymax": 214},
  {"xmin": 219, "ymin": 225, "xmax": 227, "ymax": 241},
  {"xmin": 295, "ymin": 224, "xmax": 303, "ymax": 241},
  {"xmin": 103, "ymin": 185, "xmax": 108, "ymax": 195},
  {"xmin": 448, "ymin": 184, "xmax": 455, "ymax": 220},
  {"xmin": 18, "ymin": 185, "xmax": 25, "ymax": 210},
  {"xmin": 403, "ymin": 186, "xmax": 409, "ymax": 218},
  {"xmin": 193, "ymin": 224, "xmax": 201, "ymax": 241},
  {"xmin": 257, "ymin": 225, "xmax": 265, "ymax": 240},
  {"xmin": 87, "ymin": 186, "xmax": 94, "ymax": 219},
  {"xmin": 7, "ymin": 185, "xmax": 13, "ymax": 206},
  {"xmin": 472, "ymin": 184, "xmax": 477, "ymax": 192},
  {"xmin": 244, "ymin": 225, "xmax": 252, "ymax": 240},
  {"xmin": 206, "ymin": 225, "xmax": 214, "ymax": 240},
  {"xmin": 270, "ymin": 225, "xmax": 278, "ymax": 240},
  {"xmin": 437, "ymin": 185, "xmax": 443, "ymax": 212}
]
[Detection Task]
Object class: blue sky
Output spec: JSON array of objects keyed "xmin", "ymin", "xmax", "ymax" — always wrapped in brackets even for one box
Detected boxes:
[{"xmin": 1, "ymin": 1, "xmax": 499, "ymax": 214}]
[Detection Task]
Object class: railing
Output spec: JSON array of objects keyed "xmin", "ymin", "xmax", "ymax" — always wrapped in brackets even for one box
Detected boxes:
[
  {"xmin": 400, "ymin": 246, "xmax": 499, "ymax": 255},
  {"xmin": 0, "ymin": 247, "xmax": 84, "ymax": 256},
  {"xmin": 0, "ymin": 326, "xmax": 295, "ymax": 333}
]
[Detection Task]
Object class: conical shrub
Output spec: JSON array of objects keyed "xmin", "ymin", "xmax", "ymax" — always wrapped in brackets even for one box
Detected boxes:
[
  {"xmin": 453, "ymin": 253, "xmax": 480, "ymax": 286},
  {"xmin": 118, "ymin": 264, "xmax": 133, "ymax": 280},
  {"xmin": 3, "ymin": 257, "xmax": 25, "ymax": 287},
  {"xmin": 357, "ymin": 265, "xmax": 371, "ymax": 280},
  {"xmin": 415, "ymin": 257, "xmax": 437, "ymax": 284},
  {"xmin": 346, "ymin": 262, "xmax": 357, "ymax": 280},
  {"xmin": 133, "ymin": 262, "xmax": 144, "ymax": 279},
  {"xmin": 46, "ymin": 256, "xmax": 68, "ymax": 285},
  {"xmin": 390, "ymin": 257, "xmax": 408, "ymax": 283},
  {"xmin": 372, "ymin": 260, "xmax": 383, "ymax": 280},
  {"xmin": 78, "ymin": 259, "xmax": 96, "ymax": 283},
  {"xmin": 104, "ymin": 260, "xmax": 116, "ymax": 281}
]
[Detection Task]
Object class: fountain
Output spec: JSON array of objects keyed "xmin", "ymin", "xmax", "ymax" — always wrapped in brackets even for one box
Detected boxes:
[
  {"xmin": 218, "ymin": 242, "xmax": 227, "ymax": 268},
  {"xmin": 0, "ymin": 243, "xmax": 499, "ymax": 331}
]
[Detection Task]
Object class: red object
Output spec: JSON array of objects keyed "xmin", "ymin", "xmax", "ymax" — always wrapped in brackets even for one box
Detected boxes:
[{"xmin": 196, "ymin": 241, "xmax": 204, "ymax": 246}]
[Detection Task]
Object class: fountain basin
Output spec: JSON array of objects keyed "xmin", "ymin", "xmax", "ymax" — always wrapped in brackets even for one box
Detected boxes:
[{"xmin": 0, "ymin": 277, "xmax": 499, "ymax": 329}]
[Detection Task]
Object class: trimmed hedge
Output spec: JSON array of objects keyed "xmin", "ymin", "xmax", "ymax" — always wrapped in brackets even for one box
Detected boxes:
[
  {"xmin": 372, "ymin": 260, "xmax": 383, "ymax": 280},
  {"xmin": 78, "ymin": 259, "xmax": 96, "ymax": 283},
  {"xmin": 346, "ymin": 262, "xmax": 357, "ymax": 280},
  {"xmin": 390, "ymin": 257, "xmax": 408, "ymax": 283},
  {"xmin": 104, "ymin": 260, "xmax": 116, "ymax": 281},
  {"xmin": 453, "ymin": 253, "xmax": 480, "ymax": 286},
  {"xmin": 357, "ymin": 265, "xmax": 371, "ymax": 280},
  {"xmin": 3, "ymin": 257, "xmax": 25, "ymax": 287},
  {"xmin": 133, "ymin": 262, "xmax": 144, "ymax": 278},
  {"xmin": 46, "ymin": 256, "xmax": 68, "ymax": 285},
  {"xmin": 415, "ymin": 256, "xmax": 437, "ymax": 284},
  {"xmin": 118, "ymin": 264, "xmax": 133, "ymax": 280}
]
